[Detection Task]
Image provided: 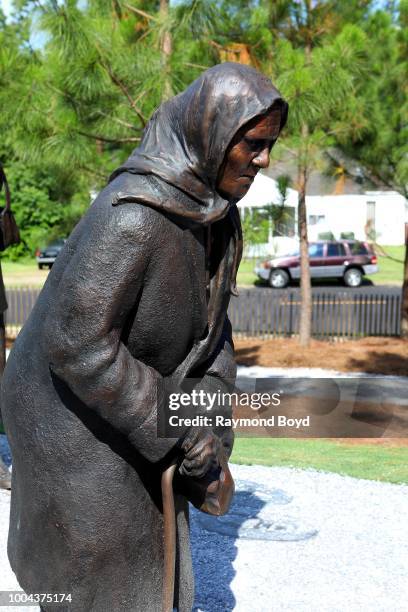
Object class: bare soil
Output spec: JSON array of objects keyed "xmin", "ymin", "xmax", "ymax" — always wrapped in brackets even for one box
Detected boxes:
[
  {"xmin": 332, "ymin": 438, "xmax": 408, "ymax": 446},
  {"xmin": 235, "ymin": 336, "xmax": 408, "ymax": 376}
]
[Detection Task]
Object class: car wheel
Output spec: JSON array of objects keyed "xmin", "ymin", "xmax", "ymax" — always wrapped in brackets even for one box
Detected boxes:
[
  {"xmin": 48, "ymin": 263, "xmax": 53, "ymax": 269},
  {"xmin": 38, "ymin": 264, "xmax": 44, "ymax": 270},
  {"xmin": 269, "ymin": 268, "xmax": 289, "ymax": 289},
  {"xmin": 344, "ymin": 267, "xmax": 362, "ymax": 287}
]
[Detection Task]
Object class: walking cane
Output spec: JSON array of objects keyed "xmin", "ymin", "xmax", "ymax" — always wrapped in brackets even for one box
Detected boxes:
[
  {"xmin": 161, "ymin": 460, "xmax": 178, "ymax": 612},
  {"xmin": 160, "ymin": 449, "xmax": 234, "ymax": 612}
]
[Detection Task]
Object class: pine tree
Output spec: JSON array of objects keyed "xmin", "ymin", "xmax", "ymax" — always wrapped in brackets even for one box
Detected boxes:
[
  {"xmin": 336, "ymin": 4, "xmax": 408, "ymax": 335},
  {"xmin": 8, "ymin": 1, "xmax": 218, "ymax": 189},
  {"xmin": 256, "ymin": 1, "xmax": 368, "ymax": 345}
]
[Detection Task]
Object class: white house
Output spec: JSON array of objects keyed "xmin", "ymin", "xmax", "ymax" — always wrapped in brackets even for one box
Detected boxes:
[
  {"xmin": 306, "ymin": 191, "xmax": 406, "ymax": 245},
  {"xmin": 238, "ymin": 173, "xmax": 407, "ymax": 255}
]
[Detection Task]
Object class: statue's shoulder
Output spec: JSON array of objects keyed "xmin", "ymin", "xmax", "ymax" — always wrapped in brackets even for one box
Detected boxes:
[
  {"xmin": 91, "ymin": 173, "xmax": 166, "ymax": 229},
  {"xmin": 91, "ymin": 175, "xmax": 177, "ymax": 265}
]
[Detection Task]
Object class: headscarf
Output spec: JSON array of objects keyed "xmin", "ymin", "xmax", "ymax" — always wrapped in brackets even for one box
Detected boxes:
[
  {"xmin": 110, "ymin": 62, "xmax": 288, "ymax": 223},
  {"xmin": 109, "ymin": 63, "xmax": 288, "ymax": 380}
]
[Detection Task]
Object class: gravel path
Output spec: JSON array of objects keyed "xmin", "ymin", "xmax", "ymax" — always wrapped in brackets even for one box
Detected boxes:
[
  {"xmin": 1, "ymin": 452, "xmax": 406, "ymax": 611},
  {"xmin": 190, "ymin": 464, "xmax": 408, "ymax": 611}
]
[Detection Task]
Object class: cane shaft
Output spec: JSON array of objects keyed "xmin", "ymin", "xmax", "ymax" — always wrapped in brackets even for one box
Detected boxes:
[{"xmin": 161, "ymin": 463, "xmax": 177, "ymax": 612}]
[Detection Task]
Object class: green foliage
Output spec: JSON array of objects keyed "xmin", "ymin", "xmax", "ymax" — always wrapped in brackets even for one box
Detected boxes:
[
  {"xmin": 242, "ymin": 211, "xmax": 269, "ymax": 248},
  {"xmin": 0, "ymin": 161, "xmax": 89, "ymax": 260},
  {"xmin": 272, "ymin": 22, "xmax": 368, "ymax": 175},
  {"xmin": 5, "ymin": 1, "xmax": 226, "ymax": 188},
  {"xmin": 338, "ymin": 6, "xmax": 408, "ymax": 197},
  {"xmin": 0, "ymin": 0, "xmax": 222, "ymax": 258},
  {"xmin": 1, "ymin": 0, "xmax": 406, "ymax": 265}
]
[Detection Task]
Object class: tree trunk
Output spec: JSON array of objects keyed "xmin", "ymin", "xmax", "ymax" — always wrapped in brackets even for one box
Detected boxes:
[
  {"xmin": 401, "ymin": 222, "xmax": 408, "ymax": 338},
  {"xmin": 298, "ymin": 161, "xmax": 312, "ymax": 347},
  {"xmin": 297, "ymin": 34, "xmax": 313, "ymax": 347},
  {"xmin": 159, "ymin": 0, "xmax": 173, "ymax": 101}
]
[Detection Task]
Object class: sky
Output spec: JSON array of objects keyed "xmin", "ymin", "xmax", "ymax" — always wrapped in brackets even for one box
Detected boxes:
[
  {"xmin": 1, "ymin": 0, "xmax": 47, "ymax": 48},
  {"xmin": 1, "ymin": 0, "xmax": 11, "ymax": 18}
]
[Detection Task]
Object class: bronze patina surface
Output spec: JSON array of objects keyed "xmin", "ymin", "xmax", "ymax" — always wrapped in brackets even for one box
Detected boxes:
[{"xmin": 1, "ymin": 63, "xmax": 287, "ymax": 611}]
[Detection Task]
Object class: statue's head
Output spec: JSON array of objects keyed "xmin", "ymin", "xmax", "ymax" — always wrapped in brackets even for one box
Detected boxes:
[{"xmin": 112, "ymin": 63, "xmax": 288, "ymax": 219}]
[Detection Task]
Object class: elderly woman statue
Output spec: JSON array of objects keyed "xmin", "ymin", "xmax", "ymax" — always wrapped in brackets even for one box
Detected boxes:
[{"xmin": 1, "ymin": 63, "xmax": 287, "ymax": 611}]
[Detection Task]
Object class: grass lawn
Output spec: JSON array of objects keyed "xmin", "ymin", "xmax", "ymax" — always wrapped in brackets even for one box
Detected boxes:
[
  {"xmin": 0, "ymin": 258, "xmax": 48, "ymax": 287},
  {"xmin": 231, "ymin": 438, "xmax": 408, "ymax": 484},
  {"xmin": 238, "ymin": 245, "xmax": 404, "ymax": 287},
  {"xmin": 0, "ymin": 258, "xmax": 36, "ymax": 272},
  {"xmin": 237, "ymin": 259, "xmax": 260, "ymax": 286},
  {"xmin": 375, "ymin": 245, "xmax": 405, "ymax": 285}
]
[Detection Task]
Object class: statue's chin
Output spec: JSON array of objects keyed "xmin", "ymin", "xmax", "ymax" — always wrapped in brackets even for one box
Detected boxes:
[{"xmin": 217, "ymin": 185, "xmax": 248, "ymax": 201}]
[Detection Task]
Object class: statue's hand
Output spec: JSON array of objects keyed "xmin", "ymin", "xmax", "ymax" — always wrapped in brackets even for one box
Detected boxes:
[{"xmin": 178, "ymin": 427, "xmax": 222, "ymax": 479}]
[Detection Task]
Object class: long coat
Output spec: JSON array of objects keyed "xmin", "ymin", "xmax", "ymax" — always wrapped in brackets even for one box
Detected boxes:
[
  {"xmin": 2, "ymin": 63, "xmax": 287, "ymax": 611},
  {"xmin": 2, "ymin": 171, "xmax": 237, "ymax": 612}
]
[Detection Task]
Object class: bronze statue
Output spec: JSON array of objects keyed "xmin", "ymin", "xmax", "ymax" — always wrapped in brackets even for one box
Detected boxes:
[{"xmin": 1, "ymin": 63, "xmax": 287, "ymax": 611}]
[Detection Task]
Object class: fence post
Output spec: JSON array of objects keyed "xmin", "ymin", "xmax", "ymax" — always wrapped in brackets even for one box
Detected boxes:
[{"xmin": 289, "ymin": 291, "xmax": 293, "ymax": 335}]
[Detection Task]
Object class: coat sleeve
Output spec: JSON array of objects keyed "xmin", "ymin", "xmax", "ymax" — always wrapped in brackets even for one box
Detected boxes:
[{"xmin": 43, "ymin": 198, "xmax": 177, "ymax": 463}]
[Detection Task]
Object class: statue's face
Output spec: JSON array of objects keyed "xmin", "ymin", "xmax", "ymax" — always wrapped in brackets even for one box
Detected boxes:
[{"xmin": 216, "ymin": 109, "xmax": 282, "ymax": 200}]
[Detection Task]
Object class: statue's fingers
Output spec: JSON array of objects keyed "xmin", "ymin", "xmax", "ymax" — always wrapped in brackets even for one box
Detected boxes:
[
  {"xmin": 184, "ymin": 438, "xmax": 209, "ymax": 460},
  {"xmin": 179, "ymin": 428, "xmax": 205, "ymax": 453},
  {"xmin": 179, "ymin": 455, "xmax": 212, "ymax": 478}
]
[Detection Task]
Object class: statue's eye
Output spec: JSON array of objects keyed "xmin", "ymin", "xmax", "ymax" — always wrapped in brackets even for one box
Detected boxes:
[{"xmin": 244, "ymin": 137, "xmax": 265, "ymax": 150}]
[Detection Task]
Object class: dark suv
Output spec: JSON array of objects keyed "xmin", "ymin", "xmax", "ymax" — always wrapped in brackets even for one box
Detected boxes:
[
  {"xmin": 35, "ymin": 238, "xmax": 66, "ymax": 270},
  {"xmin": 255, "ymin": 240, "xmax": 378, "ymax": 288}
]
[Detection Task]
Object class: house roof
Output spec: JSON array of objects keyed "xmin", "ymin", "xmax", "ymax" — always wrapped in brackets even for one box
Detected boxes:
[{"xmin": 264, "ymin": 148, "xmax": 391, "ymax": 196}]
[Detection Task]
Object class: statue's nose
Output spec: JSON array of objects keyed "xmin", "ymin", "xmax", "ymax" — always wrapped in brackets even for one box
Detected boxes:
[{"xmin": 253, "ymin": 147, "xmax": 270, "ymax": 169}]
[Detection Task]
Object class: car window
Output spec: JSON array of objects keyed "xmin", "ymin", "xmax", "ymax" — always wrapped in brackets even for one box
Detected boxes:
[
  {"xmin": 308, "ymin": 244, "xmax": 324, "ymax": 257},
  {"xmin": 327, "ymin": 243, "xmax": 346, "ymax": 256},
  {"xmin": 47, "ymin": 239, "xmax": 65, "ymax": 248},
  {"xmin": 348, "ymin": 241, "xmax": 368, "ymax": 255}
]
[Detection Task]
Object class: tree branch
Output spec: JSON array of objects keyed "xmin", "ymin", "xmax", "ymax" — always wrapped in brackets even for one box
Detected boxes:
[
  {"xmin": 96, "ymin": 110, "xmax": 139, "ymax": 132},
  {"xmin": 184, "ymin": 61, "xmax": 210, "ymax": 70},
  {"xmin": 76, "ymin": 130, "xmax": 140, "ymax": 144},
  {"xmin": 123, "ymin": 4, "xmax": 158, "ymax": 21},
  {"xmin": 33, "ymin": 0, "xmax": 47, "ymax": 13},
  {"xmin": 373, "ymin": 243, "xmax": 404, "ymax": 263},
  {"xmin": 91, "ymin": 40, "xmax": 147, "ymax": 127},
  {"xmin": 81, "ymin": 165, "xmax": 107, "ymax": 180},
  {"xmin": 100, "ymin": 62, "xmax": 147, "ymax": 127}
]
